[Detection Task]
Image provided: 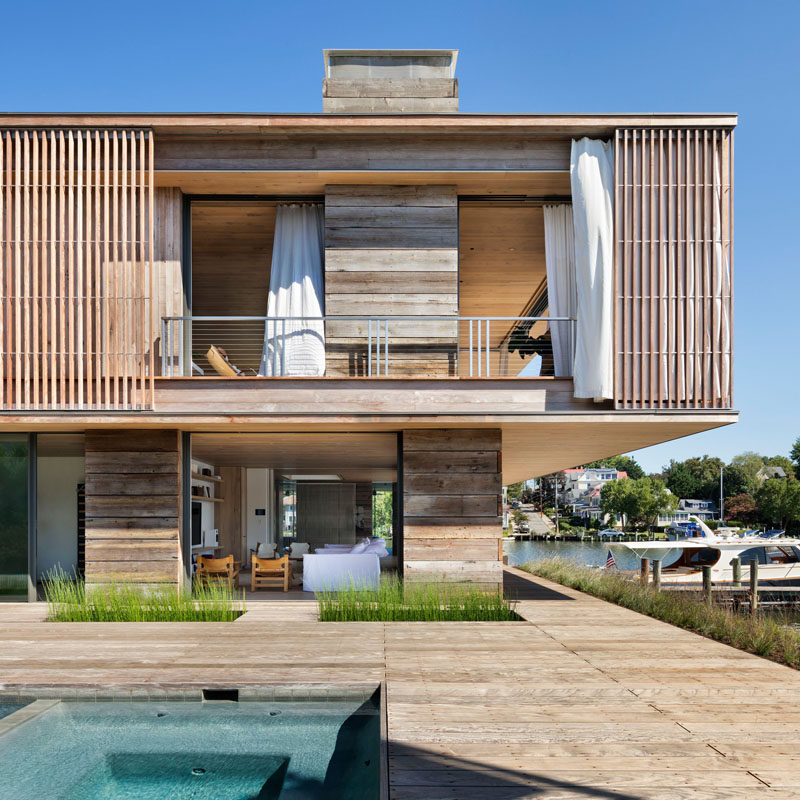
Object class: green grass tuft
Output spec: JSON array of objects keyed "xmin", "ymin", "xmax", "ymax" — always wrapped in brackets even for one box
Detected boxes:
[
  {"xmin": 522, "ymin": 558, "xmax": 800, "ymax": 670},
  {"xmin": 43, "ymin": 568, "xmax": 244, "ymax": 622},
  {"xmin": 317, "ymin": 576, "xmax": 519, "ymax": 622}
]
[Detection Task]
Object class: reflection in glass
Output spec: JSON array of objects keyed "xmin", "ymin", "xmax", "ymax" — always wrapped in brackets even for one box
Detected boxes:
[{"xmin": 0, "ymin": 436, "xmax": 29, "ymax": 600}]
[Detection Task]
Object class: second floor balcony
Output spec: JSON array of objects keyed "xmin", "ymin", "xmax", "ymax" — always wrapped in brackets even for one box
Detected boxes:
[{"xmin": 160, "ymin": 315, "xmax": 576, "ymax": 379}]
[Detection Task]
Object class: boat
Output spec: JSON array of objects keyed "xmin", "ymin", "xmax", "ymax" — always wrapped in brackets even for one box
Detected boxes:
[{"xmin": 611, "ymin": 516, "xmax": 800, "ymax": 586}]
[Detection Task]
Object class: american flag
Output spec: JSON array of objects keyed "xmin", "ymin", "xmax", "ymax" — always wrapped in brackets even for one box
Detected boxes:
[{"xmin": 605, "ymin": 550, "xmax": 617, "ymax": 569}]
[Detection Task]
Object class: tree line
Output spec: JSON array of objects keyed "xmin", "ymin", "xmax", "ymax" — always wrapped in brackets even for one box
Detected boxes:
[{"xmin": 508, "ymin": 438, "xmax": 800, "ymax": 533}]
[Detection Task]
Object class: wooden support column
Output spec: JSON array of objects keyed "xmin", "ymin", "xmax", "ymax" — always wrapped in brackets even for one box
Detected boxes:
[
  {"xmin": 402, "ymin": 429, "xmax": 503, "ymax": 590},
  {"xmin": 84, "ymin": 429, "xmax": 182, "ymax": 586}
]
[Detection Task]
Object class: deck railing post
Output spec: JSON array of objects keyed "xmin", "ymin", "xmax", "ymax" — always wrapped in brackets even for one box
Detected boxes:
[
  {"xmin": 652, "ymin": 559, "xmax": 662, "ymax": 592},
  {"xmin": 702, "ymin": 565, "xmax": 712, "ymax": 604},
  {"xmin": 749, "ymin": 560, "xmax": 759, "ymax": 617},
  {"xmin": 639, "ymin": 557, "xmax": 649, "ymax": 586},
  {"xmin": 731, "ymin": 557, "xmax": 741, "ymax": 587}
]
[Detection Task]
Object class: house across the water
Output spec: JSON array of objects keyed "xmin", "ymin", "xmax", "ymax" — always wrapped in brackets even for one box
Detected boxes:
[{"xmin": 0, "ymin": 49, "xmax": 736, "ymax": 599}]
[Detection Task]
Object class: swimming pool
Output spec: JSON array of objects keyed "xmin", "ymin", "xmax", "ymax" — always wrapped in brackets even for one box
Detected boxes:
[{"xmin": 0, "ymin": 693, "xmax": 380, "ymax": 799}]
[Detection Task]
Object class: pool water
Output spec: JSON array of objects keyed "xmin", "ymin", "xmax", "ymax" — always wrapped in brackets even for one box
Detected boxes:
[
  {"xmin": 0, "ymin": 697, "xmax": 379, "ymax": 800},
  {"xmin": 0, "ymin": 703, "xmax": 23, "ymax": 720}
]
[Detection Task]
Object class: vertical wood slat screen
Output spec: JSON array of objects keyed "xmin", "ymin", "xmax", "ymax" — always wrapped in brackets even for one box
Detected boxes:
[
  {"xmin": 614, "ymin": 128, "xmax": 733, "ymax": 410},
  {"xmin": 0, "ymin": 128, "xmax": 154, "ymax": 410}
]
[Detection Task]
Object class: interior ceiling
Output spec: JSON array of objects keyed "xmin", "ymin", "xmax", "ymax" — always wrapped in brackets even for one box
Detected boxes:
[
  {"xmin": 36, "ymin": 434, "xmax": 85, "ymax": 457},
  {"xmin": 191, "ymin": 203, "xmax": 275, "ymax": 317},
  {"xmin": 157, "ymin": 170, "xmax": 571, "ymax": 196},
  {"xmin": 191, "ymin": 432, "xmax": 397, "ymax": 473}
]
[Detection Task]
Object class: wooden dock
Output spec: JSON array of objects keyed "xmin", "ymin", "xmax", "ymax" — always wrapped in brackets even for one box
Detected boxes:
[{"xmin": 2, "ymin": 567, "xmax": 800, "ymax": 797}]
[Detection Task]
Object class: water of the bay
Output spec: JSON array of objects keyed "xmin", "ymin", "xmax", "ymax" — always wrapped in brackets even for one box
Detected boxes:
[{"xmin": 503, "ymin": 538, "xmax": 641, "ymax": 570}]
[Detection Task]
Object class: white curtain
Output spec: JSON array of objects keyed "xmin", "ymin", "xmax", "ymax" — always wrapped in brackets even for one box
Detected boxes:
[
  {"xmin": 259, "ymin": 204, "xmax": 325, "ymax": 376},
  {"xmin": 570, "ymin": 138, "xmax": 615, "ymax": 400},
  {"xmin": 543, "ymin": 204, "xmax": 576, "ymax": 377}
]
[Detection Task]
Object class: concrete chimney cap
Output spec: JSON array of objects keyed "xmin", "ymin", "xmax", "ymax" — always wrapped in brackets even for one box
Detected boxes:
[{"xmin": 322, "ymin": 49, "xmax": 459, "ymax": 78}]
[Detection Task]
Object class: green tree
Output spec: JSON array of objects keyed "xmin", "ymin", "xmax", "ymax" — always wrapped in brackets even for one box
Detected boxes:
[
  {"xmin": 600, "ymin": 477, "xmax": 677, "ymax": 530},
  {"xmin": 721, "ymin": 464, "xmax": 750, "ymax": 499},
  {"xmin": 372, "ymin": 490, "xmax": 393, "ymax": 538},
  {"xmin": 683, "ymin": 456, "xmax": 725, "ymax": 500},
  {"xmin": 506, "ymin": 482, "xmax": 525, "ymax": 502},
  {"xmin": 755, "ymin": 477, "xmax": 800, "ymax": 531},
  {"xmin": 724, "ymin": 493, "xmax": 759, "ymax": 525},
  {"xmin": 583, "ymin": 455, "xmax": 645, "ymax": 479},
  {"xmin": 791, "ymin": 436, "xmax": 800, "ymax": 473},
  {"xmin": 662, "ymin": 460, "xmax": 699, "ymax": 499},
  {"xmin": 729, "ymin": 451, "xmax": 765, "ymax": 495},
  {"xmin": 511, "ymin": 509, "xmax": 528, "ymax": 528}
]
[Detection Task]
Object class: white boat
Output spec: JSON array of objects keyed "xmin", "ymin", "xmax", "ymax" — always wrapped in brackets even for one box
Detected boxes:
[{"xmin": 611, "ymin": 517, "xmax": 800, "ymax": 586}]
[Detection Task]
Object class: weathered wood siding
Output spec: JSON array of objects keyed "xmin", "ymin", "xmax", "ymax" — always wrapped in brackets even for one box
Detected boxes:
[
  {"xmin": 84, "ymin": 430, "xmax": 181, "ymax": 585},
  {"xmin": 355, "ymin": 481, "xmax": 373, "ymax": 538},
  {"xmin": 0, "ymin": 128, "xmax": 155, "ymax": 410},
  {"xmin": 403, "ymin": 429, "xmax": 502, "ymax": 589},
  {"xmin": 614, "ymin": 128, "xmax": 733, "ymax": 409},
  {"xmin": 153, "ymin": 187, "xmax": 184, "ymax": 372},
  {"xmin": 324, "ymin": 185, "xmax": 459, "ymax": 376}
]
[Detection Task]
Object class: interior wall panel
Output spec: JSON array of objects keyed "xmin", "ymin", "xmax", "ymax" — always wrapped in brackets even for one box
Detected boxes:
[{"xmin": 0, "ymin": 128, "xmax": 155, "ymax": 410}]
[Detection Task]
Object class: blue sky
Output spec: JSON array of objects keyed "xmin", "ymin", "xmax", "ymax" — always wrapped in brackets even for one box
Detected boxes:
[{"xmin": 3, "ymin": 0, "xmax": 798, "ymax": 473}]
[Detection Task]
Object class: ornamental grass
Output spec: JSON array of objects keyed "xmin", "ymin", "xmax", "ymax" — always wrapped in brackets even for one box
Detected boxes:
[
  {"xmin": 43, "ymin": 568, "xmax": 244, "ymax": 622},
  {"xmin": 317, "ymin": 576, "xmax": 519, "ymax": 622},
  {"xmin": 523, "ymin": 558, "xmax": 800, "ymax": 669}
]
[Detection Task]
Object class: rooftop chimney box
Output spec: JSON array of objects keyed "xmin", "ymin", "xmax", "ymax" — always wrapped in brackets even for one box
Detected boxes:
[{"xmin": 322, "ymin": 49, "xmax": 458, "ymax": 113}]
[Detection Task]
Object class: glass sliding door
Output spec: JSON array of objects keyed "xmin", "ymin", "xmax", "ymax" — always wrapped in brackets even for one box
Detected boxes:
[{"xmin": 0, "ymin": 436, "xmax": 30, "ymax": 601}]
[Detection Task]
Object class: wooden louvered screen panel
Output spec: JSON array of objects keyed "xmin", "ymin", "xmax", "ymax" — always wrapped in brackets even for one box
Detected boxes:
[
  {"xmin": 0, "ymin": 128, "xmax": 155, "ymax": 410},
  {"xmin": 614, "ymin": 128, "xmax": 733, "ymax": 409}
]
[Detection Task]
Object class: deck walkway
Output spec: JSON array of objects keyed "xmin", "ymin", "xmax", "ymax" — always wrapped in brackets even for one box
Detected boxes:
[{"xmin": 2, "ymin": 566, "xmax": 800, "ymax": 797}]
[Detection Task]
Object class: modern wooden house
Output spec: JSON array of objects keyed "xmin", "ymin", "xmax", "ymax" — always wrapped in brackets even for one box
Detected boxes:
[{"xmin": 0, "ymin": 50, "xmax": 736, "ymax": 599}]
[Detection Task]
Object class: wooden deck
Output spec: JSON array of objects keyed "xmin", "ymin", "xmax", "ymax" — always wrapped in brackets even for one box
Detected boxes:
[{"xmin": 2, "ymin": 566, "xmax": 800, "ymax": 797}]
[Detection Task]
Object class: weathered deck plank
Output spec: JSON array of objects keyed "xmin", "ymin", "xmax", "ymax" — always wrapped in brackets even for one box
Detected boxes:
[{"xmin": 1, "ymin": 566, "xmax": 799, "ymax": 796}]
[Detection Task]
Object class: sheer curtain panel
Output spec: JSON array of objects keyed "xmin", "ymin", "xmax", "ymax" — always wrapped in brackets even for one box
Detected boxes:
[
  {"xmin": 570, "ymin": 138, "xmax": 615, "ymax": 401},
  {"xmin": 260, "ymin": 204, "xmax": 326, "ymax": 377},
  {"xmin": 543, "ymin": 204, "xmax": 577, "ymax": 377}
]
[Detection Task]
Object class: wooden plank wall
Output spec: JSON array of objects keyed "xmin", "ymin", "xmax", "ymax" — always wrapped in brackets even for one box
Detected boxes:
[
  {"xmin": 216, "ymin": 466, "xmax": 245, "ymax": 564},
  {"xmin": 614, "ymin": 128, "xmax": 733, "ymax": 409},
  {"xmin": 355, "ymin": 481, "xmax": 373, "ymax": 538},
  {"xmin": 324, "ymin": 185, "xmax": 459, "ymax": 377},
  {"xmin": 153, "ymin": 187, "xmax": 184, "ymax": 373},
  {"xmin": 402, "ymin": 429, "xmax": 503, "ymax": 590},
  {"xmin": 0, "ymin": 128, "xmax": 155, "ymax": 410},
  {"xmin": 84, "ymin": 430, "xmax": 181, "ymax": 586},
  {"xmin": 296, "ymin": 482, "xmax": 356, "ymax": 549}
]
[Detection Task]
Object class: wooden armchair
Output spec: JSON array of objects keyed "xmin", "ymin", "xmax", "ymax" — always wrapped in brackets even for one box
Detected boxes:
[
  {"xmin": 251, "ymin": 554, "xmax": 290, "ymax": 592},
  {"xmin": 196, "ymin": 554, "xmax": 240, "ymax": 589}
]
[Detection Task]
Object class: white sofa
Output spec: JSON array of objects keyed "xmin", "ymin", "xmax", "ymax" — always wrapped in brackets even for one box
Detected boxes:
[{"xmin": 302, "ymin": 553, "xmax": 380, "ymax": 592}]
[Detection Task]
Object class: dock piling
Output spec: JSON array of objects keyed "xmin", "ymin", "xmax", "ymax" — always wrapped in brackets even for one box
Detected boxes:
[
  {"xmin": 639, "ymin": 558, "xmax": 649, "ymax": 586},
  {"xmin": 652, "ymin": 559, "xmax": 662, "ymax": 592},
  {"xmin": 731, "ymin": 557, "xmax": 741, "ymax": 588},
  {"xmin": 702, "ymin": 566, "xmax": 712, "ymax": 604},
  {"xmin": 749, "ymin": 560, "xmax": 759, "ymax": 616}
]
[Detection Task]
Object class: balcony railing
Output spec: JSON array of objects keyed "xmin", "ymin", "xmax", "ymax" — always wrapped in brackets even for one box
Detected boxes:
[{"xmin": 160, "ymin": 316, "xmax": 575, "ymax": 379}]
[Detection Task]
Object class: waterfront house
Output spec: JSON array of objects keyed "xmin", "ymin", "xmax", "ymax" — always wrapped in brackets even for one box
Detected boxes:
[
  {"xmin": 564, "ymin": 466, "xmax": 629, "ymax": 520},
  {"xmin": 657, "ymin": 498, "xmax": 719, "ymax": 527},
  {"xmin": 0, "ymin": 49, "xmax": 736, "ymax": 599}
]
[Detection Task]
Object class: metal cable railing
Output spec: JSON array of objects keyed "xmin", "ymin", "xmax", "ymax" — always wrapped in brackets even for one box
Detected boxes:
[{"xmin": 160, "ymin": 316, "xmax": 576, "ymax": 379}]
